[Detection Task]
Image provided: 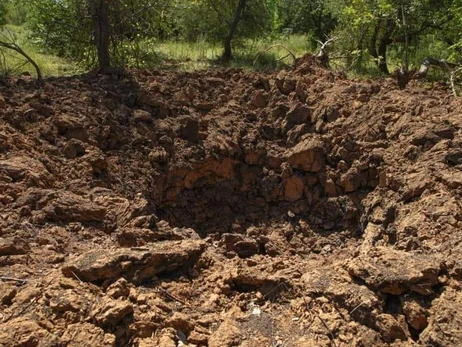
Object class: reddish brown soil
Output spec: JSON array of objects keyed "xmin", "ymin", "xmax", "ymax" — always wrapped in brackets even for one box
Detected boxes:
[{"xmin": 0, "ymin": 55, "xmax": 461, "ymax": 347}]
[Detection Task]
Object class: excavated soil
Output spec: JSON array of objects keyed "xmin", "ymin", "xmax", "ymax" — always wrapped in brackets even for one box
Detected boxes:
[{"xmin": 0, "ymin": 55, "xmax": 461, "ymax": 346}]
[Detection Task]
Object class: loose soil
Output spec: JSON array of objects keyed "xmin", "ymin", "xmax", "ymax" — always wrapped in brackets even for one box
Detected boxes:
[{"xmin": 0, "ymin": 55, "xmax": 461, "ymax": 347}]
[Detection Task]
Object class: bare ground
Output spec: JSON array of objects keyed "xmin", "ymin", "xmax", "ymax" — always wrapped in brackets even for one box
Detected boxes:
[{"xmin": 0, "ymin": 55, "xmax": 461, "ymax": 346}]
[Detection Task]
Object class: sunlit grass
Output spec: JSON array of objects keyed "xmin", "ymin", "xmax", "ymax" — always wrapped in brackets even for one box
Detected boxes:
[
  {"xmin": 149, "ymin": 34, "xmax": 314, "ymax": 71},
  {"xmin": 0, "ymin": 24, "xmax": 80, "ymax": 78},
  {"xmin": 0, "ymin": 27, "xmax": 315, "ymax": 76}
]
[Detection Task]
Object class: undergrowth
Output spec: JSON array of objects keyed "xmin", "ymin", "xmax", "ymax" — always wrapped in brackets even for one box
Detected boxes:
[{"xmin": 0, "ymin": 25, "xmax": 81, "ymax": 78}]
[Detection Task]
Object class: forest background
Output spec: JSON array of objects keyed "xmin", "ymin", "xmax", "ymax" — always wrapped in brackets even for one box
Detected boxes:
[{"xmin": 0, "ymin": 0, "xmax": 461, "ymax": 80}]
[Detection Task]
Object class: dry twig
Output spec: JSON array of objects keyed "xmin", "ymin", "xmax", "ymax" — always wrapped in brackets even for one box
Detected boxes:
[
  {"xmin": 253, "ymin": 45, "xmax": 296, "ymax": 66},
  {"xmin": 0, "ymin": 276, "xmax": 28, "ymax": 284},
  {"xmin": 300, "ymin": 293, "xmax": 338, "ymax": 347},
  {"xmin": 349, "ymin": 300, "xmax": 369, "ymax": 316},
  {"xmin": 156, "ymin": 287, "xmax": 188, "ymax": 306}
]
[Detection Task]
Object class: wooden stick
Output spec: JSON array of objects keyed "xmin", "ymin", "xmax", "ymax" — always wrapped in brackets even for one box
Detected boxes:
[
  {"xmin": 0, "ymin": 276, "xmax": 27, "ymax": 284},
  {"xmin": 313, "ymin": 309, "xmax": 338, "ymax": 347},
  {"xmin": 157, "ymin": 287, "xmax": 187, "ymax": 306}
]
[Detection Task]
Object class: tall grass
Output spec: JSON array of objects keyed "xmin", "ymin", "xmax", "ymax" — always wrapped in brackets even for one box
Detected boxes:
[
  {"xmin": 146, "ymin": 34, "xmax": 313, "ymax": 71},
  {"xmin": 0, "ymin": 27, "xmax": 314, "ymax": 76},
  {"xmin": 0, "ymin": 25, "xmax": 80, "ymax": 78}
]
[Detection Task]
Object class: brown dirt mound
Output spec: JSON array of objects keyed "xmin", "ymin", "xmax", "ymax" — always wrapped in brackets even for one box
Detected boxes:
[{"xmin": 0, "ymin": 54, "xmax": 461, "ymax": 346}]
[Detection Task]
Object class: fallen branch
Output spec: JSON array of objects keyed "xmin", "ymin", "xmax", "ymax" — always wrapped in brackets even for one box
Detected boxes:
[
  {"xmin": 394, "ymin": 56, "xmax": 460, "ymax": 91},
  {"xmin": 253, "ymin": 44, "xmax": 296, "ymax": 66},
  {"xmin": 0, "ymin": 40, "xmax": 42, "ymax": 81}
]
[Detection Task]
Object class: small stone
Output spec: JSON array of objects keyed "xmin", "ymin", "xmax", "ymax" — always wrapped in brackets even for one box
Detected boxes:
[
  {"xmin": 167, "ymin": 312, "xmax": 194, "ymax": 333},
  {"xmin": 249, "ymin": 91, "xmax": 267, "ymax": 108},
  {"xmin": 91, "ymin": 299, "xmax": 133, "ymax": 328},
  {"xmin": 402, "ymin": 298, "xmax": 428, "ymax": 331},
  {"xmin": 220, "ymin": 234, "xmax": 259, "ymax": 258},
  {"xmin": 0, "ymin": 237, "xmax": 30, "ymax": 255},
  {"xmin": 189, "ymin": 331, "xmax": 208, "ymax": 345},
  {"xmin": 133, "ymin": 109, "xmax": 152, "ymax": 122},
  {"xmin": 283, "ymin": 175, "xmax": 304, "ymax": 201},
  {"xmin": 106, "ymin": 278, "xmax": 130, "ymax": 299},
  {"xmin": 375, "ymin": 313, "xmax": 409, "ymax": 343}
]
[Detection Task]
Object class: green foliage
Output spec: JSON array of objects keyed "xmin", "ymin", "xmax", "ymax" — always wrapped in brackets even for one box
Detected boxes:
[
  {"xmin": 327, "ymin": 0, "xmax": 455, "ymax": 74},
  {"xmin": 5, "ymin": 0, "xmax": 29, "ymax": 25},
  {"xmin": 0, "ymin": 2, "xmax": 7, "ymax": 26},
  {"xmin": 276, "ymin": 0, "xmax": 336, "ymax": 41},
  {"xmin": 0, "ymin": 25, "xmax": 79, "ymax": 77},
  {"xmin": 26, "ymin": 0, "xmax": 174, "ymax": 68},
  {"xmin": 448, "ymin": 0, "xmax": 462, "ymax": 62},
  {"xmin": 176, "ymin": 0, "xmax": 272, "ymax": 43},
  {"xmin": 28, "ymin": 0, "xmax": 92, "ymax": 63},
  {"xmin": 0, "ymin": 0, "xmax": 460, "ymax": 77}
]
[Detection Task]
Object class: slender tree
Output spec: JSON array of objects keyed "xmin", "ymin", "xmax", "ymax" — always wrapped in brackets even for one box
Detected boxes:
[
  {"xmin": 223, "ymin": 0, "xmax": 246, "ymax": 60},
  {"xmin": 88, "ymin": 0, "xmax": 111, "ymax": 70}
]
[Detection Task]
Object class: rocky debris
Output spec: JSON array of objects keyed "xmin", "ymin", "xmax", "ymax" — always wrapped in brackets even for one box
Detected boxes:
[
  {"xmin": 133, "ymin": 109, "xmax": 152, "ymax": 122},
  {"xmin": 446, "ymin": 148, "xmax": 462, "ymax": 165},
  {"xmin": 286, "ymin": 135, "xmax": 325, "ymax": 172},
  {"xmin": 0, "ymin": 156, "xmax": 53, "ymax": 188},
  {"xmin": 106, "ymin": 277, "xmax": 130, "ymax": 299},
  {"xmin": 375, "ymin": 313, "xmax": 410, "ymax": 343},
  {"xmin": 91, "ymin": 297, "xmax": 134, "ymax": 328},
  {"xmin": 225, "ymin": 268, "xmax": 292, "ymax": 299},
  {"xmin": 347, "ymin": 247, "xmax": 441, "ymax": 296},
  {"xmin": 0, "ymin": 282, "xmax": 17, "ymax": 305},
  {"xmin": 283, "ymin": 103, "xmax": 311, "ymax": 133},
  {"xmin": 62, "ymin": 240, "xmax": 206, "ymax": 284},
  {"xmin": 42, "ymin": 191, "xmax": 107, "ymax": 223},
  {"xmin": 60, "ymin": 322, "xmax": 115, "ymax": 346},
  {"xmin": 401, "ymin": 297, "xmax": 429, "ymax": 331},
  {"xmin": 0, "ymin": 55, "xmax": 461, "ymax": 346},
  {"xmin": 302, "ymin": 266, "xmax": 382, "ymax": 325},
  {"xmin": 208, "ymin": 319, "xmax": 242, "ymax": 347},
  {"xmin": 219, "ymin": 233, "xmax": 259, "ymax": 258},
  {"xmin": 0, "ymin": 93, "xmax": 6, "ymax": 109},
  {"xmin": 0, "ymin": 318, "xmax": 60, "ymax": 347},
  {"xmin": 0, "ymin": 237, "xmax": 30, "ymax": 255},
  {"xmin": 62, "ymin": 139, "xmax": 86, "ymax": 159},
  {"xmin": 420, "ymin": 287, "xmax": 462, "ymax": 346},
  {"xmin": 176, "ymin": 116, "xmax": 199, "ymax": 143}
]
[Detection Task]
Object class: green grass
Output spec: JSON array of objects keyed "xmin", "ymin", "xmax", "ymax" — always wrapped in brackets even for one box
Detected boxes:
[
  {"xmin": 148, "ymin": 34, "xmax": 314, "ymax": 71},
  {"xmin": 0, "ymin": 25, "xmax": 80, "ymax": 78},
  {"xmin": 0, "ymin": 26, "xmax": 314, "ymax": 77},
  {"xmin": 2, "ymin": 25, "xmax": 455, "ymax": 87}
]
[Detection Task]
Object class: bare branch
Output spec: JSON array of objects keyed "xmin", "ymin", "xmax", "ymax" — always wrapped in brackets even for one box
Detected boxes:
[
  {"xmin": 0, "ymin": 41, "xmax": 42, "ymax": 81},
  {"xmin": 253, "ymin": 44, "xmax": 296, "ymax": 66},
  {"xmin": 316, "ymin": 36, "xmax": 337, "ymax": 68}
]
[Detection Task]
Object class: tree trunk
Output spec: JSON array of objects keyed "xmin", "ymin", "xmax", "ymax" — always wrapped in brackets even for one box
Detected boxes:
[
  {"xmin": 368, "ymin": 19, "xmax": 395, "ymax": 75},
  {"xmin": 377, "ymin": 34, "xmax": 391, "ymax": 75},
  {"xmin": 88, "ymin": 0, "xmax": 110, "ymax": 70},
  {"xmin": 222, "ymin": 0, "xmax": 246, "ymax": 61},
  {"xmin": 400, "ymin": 0, "xmax": 410, "ymax": 71}
]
